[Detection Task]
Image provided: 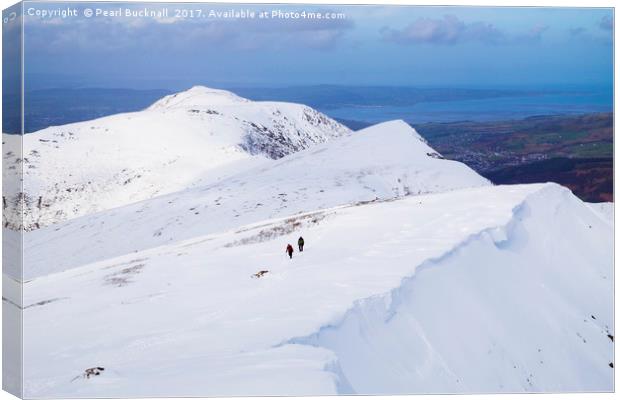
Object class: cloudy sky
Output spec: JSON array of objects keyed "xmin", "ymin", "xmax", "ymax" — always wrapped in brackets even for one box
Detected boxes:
[{"xmin": 20, "ymin": 2, "xmax": 614, "ymax": 90}]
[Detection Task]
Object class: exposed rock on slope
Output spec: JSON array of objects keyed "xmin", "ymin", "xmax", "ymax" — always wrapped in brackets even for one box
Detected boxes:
[{"xmin": 3, "ymin": 86, "xmax": 350, "ymax": 230}]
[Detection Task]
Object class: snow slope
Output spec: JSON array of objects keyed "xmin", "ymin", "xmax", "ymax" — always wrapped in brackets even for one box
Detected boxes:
[
  {"xmin": 587, "ymin": 202, "xmax": 614, "ymax": 223},
  {"xmin": 24, "ymin": 120, "xmax": 489, "ymax": 279},
  {"xmin": 3, "ymin": 86, "xmax": 350, "ymax": 230},
  {"xmin": 6, "ymin": 88, "xmax": 613, "ymax": 397},
  {"xmin": 21, "ymin": 183, "xmax": 614, "ymax": 397}
]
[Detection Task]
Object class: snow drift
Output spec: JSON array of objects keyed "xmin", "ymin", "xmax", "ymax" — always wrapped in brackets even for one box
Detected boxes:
[{"xmin": 291, "ymin": 184, "xmax": 614, "ymax": 394}]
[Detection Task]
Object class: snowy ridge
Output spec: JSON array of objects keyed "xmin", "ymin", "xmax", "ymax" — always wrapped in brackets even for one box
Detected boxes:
[
  {"xmin": 20, "ymin": 183, "xmax": 613, "ymax": 396},
  {"xmin": 3, "ymin": 86, "xmax": 350, "ymax": 230},
  {"xmin": 284, "ymin": 184, "xmax": 613, "ymax": 394},
  {"xmin": 24, "ymin": 119, "xmax": 489, "ymax": 279}
]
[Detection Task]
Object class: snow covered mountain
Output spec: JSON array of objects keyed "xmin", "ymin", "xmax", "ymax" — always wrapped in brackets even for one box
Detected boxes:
[
  {"xmin": 3, "ymin": 86, "xmax": 350, "ymax": 230},
  {"xmin": 3, "ymin": 88, "xmax": 613, "ymax": 397},
  {"xmin": 21, "ymin": 183, "xmax": 613, "ymax": 397},
  {"xmin": 24, "ymin": 119, "xmax": 489, "ymax": 278}
]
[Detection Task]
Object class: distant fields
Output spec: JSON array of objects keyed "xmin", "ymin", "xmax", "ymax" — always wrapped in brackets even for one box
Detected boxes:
[
  {"xmin": 486, "ymin": 158, "xmax": 612, "ymax": 202},
  {"xmin": 411, "ymin": 113, "xmax": 613, "ymax": 202}
]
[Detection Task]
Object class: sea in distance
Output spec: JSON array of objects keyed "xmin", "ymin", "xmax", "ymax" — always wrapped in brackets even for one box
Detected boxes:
[{"xmin": 6, "ymin": 84, "xmax": 613, "ymax": 134}]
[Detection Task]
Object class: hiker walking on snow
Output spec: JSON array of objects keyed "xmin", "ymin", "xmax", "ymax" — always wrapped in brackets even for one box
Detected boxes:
[
  {"xmin": 286, "ymin": 244, "xmax": 294, "ymax": 259},
  {"xmin": 298, "ymin": 236, "xmax": 305, "ymax": 252}
]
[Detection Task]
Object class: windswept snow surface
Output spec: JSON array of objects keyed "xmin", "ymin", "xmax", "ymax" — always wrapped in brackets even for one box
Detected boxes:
[
  {"xmin": 24, "ymin": 120, "xmax": 489, "ymax": 279},
  {"xmin": 8, "ymin": 88, "xmax": 613, "ymax": 397},
  {"xmin": 4, "ymin": 86, "xmax": 350, "ymax": 230},
  {"xmin": 22, "ymin": 183, "xmax": 613, "ymax": 397},
  {"xmin": 587, "ymin": 202, "xmax": 614, "ymax": 223}
]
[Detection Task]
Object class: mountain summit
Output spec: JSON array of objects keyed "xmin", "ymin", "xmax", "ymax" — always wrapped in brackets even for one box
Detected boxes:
[
  {"xmin": 5, "ymin": 87, "xmax": 351, "ymax": 229},
  {"xmin": 148, "ymin": 86, "xmax": 251, "ymax": 109}
]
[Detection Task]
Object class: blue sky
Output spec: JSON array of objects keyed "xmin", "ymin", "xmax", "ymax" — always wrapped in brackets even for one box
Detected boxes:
[{"xmin": 20, "ymin": 2, "xmax": 614, "ymax": 90}]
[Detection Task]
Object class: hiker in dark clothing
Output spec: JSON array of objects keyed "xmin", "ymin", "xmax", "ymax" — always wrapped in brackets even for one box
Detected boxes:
[
  {"xmin": 286, "ymin": 244, "xmax": 294, "ymax": 259},
  {"xmin": 298, "ymin": 236, "xmax": 305, "ymax": 252}
]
